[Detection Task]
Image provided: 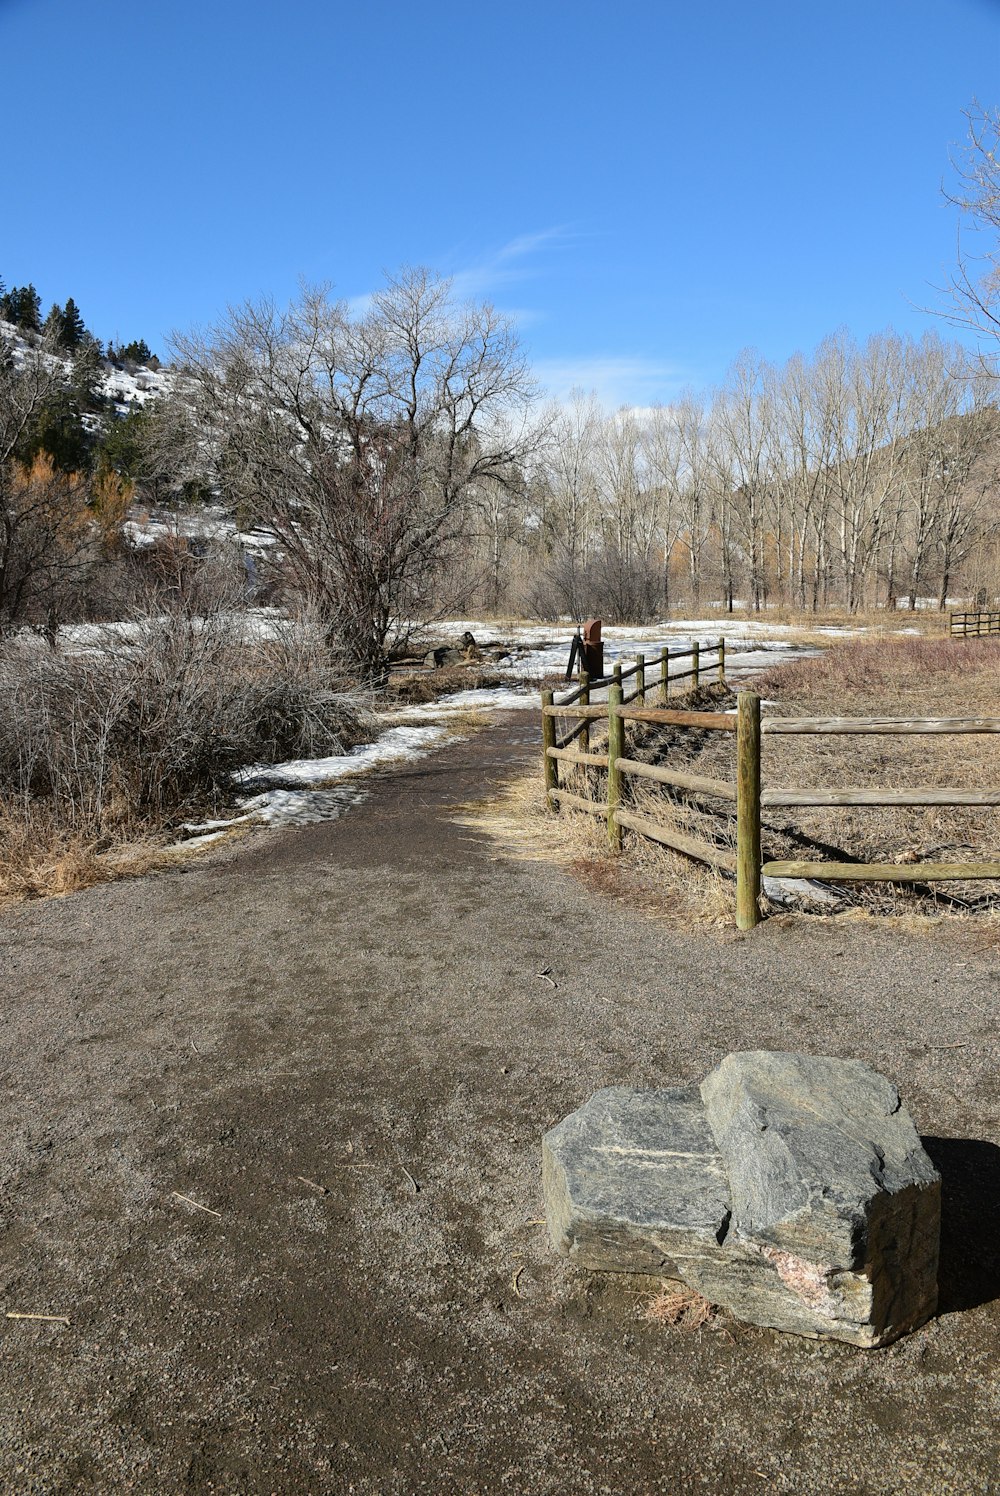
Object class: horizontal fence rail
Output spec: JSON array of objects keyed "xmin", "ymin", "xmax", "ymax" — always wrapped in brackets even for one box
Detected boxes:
[
  {"xmin": 619, "ymin": 707, "xmax": 737, "ymax": 730},
  {"xmin": 761, "ymin": 860, "xmax": 1000, "ymax": 882},
  {"xmin": 618, "ymin": 760, "xmax": 736, "ymax": 800},
  {"xmin": 548, "ymin": 788, "xmax": 607, "ymax": 816},
  {"xmin": 761, "ymin": 716, "xmax": 1000, "ymax": 735},
  {"xmin": 762, "ymin": 787, "xmax": 1000, "ymax": 807},
  {"xmin": 547, "ymin": 746, "xmax": 609, "ymax": 767},
  {"xmin": 615, "ymin": 808, "xmax": 738, "ymax": 874},
  {"xmin": 540, "ymin": 640, "xmax": 1000, "ymax": 929}
]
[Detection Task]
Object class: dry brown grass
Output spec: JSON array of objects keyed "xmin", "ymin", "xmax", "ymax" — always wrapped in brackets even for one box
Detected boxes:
[
  {"xmin": 455, "ymin": 699, "xmax": 743, "ymax": 931},
  {"xmin": 451, "ymin": 770, "xmax": 598, "ymax": 867},
  {"xmin": 0, "ymin": 805, "xmax": 176, "ymax": 904},
  {"xmin": 387, "ymin": 663, "xmax": 505, "ymax": 705},
  {"xmin": 698, "ymin": 603, "xmax": 949, "ymax": 636},
  {"xmin": 642, "ymin": 1283, "xmax": 717, "ymax": 1329},
  {"xmin": 752, "ymin": 634, "xmax": 1000, "ymax": 706},
  {"xmin": 749, "ymin": 637, "xmax": 1000, "ymax": 915}
]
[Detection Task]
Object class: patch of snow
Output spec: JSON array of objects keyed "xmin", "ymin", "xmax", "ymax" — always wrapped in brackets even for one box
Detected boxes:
[
  {"xmin": 123, "ymin": 504, "xmax": 277, "ymax": 560},
  {"xmin": 763, "ymin": 876, "xmax": 845, "ymax": 909},
  {"xmin": 235, "ymin": 783, "xmax": 370, "ymax": 828},
  {"xmin": 387, "ymin": 687, "xmax": 538, "ymax": 720},
  {"xmin": 234, "ymin": 725, "xmax": 447, "ymax": 791},
  {"xmin": 423, "ymin": 617, "xmax": 847, "ymax": 687},
  {"xmin": 176, "ymin": 724, "xmax": 451, "ymax": 835}
]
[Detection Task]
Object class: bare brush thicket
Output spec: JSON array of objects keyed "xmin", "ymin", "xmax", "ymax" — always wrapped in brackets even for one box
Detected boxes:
[
  {"xmin": 0, "ymin": 594, "xmax": 373, "ymax": 839},
  {"xmin": 0, "ymin": 338, "xmax": 98, "ymax": 636},
  {"xmin": 147, "ymin": 262, "xmax": 1000, "ymax": 633}
]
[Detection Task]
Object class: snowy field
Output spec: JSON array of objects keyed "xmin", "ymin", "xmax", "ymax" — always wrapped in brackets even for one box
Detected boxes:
[{"xmin": 434, "ymin": 616, "xmax": 849, "ymax": 688}]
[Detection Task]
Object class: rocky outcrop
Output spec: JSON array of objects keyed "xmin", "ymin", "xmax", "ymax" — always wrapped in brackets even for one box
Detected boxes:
[{"xmin": 542, "ymin": 1052, "xmax": 941, "ymax": 1346}]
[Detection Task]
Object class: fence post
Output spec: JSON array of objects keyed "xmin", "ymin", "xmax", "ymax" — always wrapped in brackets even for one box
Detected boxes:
[
  {"xmin": 607, "ymin": 682, "xmax": 624, "ymax": 853},
  {"xmin": 691, "ymin": 641, "xmax": 700, "ymax": 691},
  {"xmin": 541, "ymin": 689, "xmax": 557, "ymax": 809},
  {"xmin": 736, "ymin": 692, "xmax": 761, "ymax": 930},
  {"xmin": 636, "ymin": 653, "xmax": 646, "ymax": 704},
  {"xmin": 579, "ymin": 672, "xmax": 590, "ymax": 754},
  {"xmin": 661, "ymin": 648, "xmax": 669, "ymax": 699},
  {"xmin": 718, "ymin": 637, "xmax": 726, "ymax": 686}
]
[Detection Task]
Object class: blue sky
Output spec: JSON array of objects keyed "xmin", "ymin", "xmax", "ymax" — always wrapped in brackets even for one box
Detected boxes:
[{"xmin": 2, "ymin": 0, "xmax": 999, "ymax": 404}]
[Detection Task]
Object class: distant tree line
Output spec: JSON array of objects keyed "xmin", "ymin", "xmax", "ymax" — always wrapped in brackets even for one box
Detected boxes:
[
  {"xmin": 492, "ymin": 330, "xmax": 1000, "ymax": 620},
  {"xmin": 8, "ymin": 103, "xmax": 1000, "ymax": 674}
]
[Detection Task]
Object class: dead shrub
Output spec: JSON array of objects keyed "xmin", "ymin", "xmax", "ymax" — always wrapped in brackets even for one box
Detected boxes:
[{"xmin": 0, "ymin": 607, "xmax": 374, "ymax": 840}]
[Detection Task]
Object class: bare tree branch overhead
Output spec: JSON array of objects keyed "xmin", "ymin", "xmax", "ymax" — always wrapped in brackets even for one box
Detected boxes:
[{"xmin": 940, "ymin": 100, "xmax": 1000, "ymax": 368}]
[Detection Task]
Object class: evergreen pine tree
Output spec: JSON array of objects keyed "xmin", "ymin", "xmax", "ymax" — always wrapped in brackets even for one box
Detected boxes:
[
  {"xmin": 119, "ymin": 338, "xmax": 152, "ymax": 365},
  {"xmin": 17, "ymin": 285, "xmax": 41, "ymax": 332},
  {"xmin": 71, "ymin": 337, "xmax": 106, "ymax": 413},
  {"xmin": 17, "ymin": 386, "xmax": 92, "ymax": 472},
  {"xmin": 62, "ymin": 297, "xmax": 85, "ymax": 348}
]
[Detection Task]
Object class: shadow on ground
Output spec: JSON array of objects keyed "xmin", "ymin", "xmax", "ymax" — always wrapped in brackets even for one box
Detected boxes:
[{"xmin": 923, "ymin": 1134, "xmax": 1000, "ymax": 1314}]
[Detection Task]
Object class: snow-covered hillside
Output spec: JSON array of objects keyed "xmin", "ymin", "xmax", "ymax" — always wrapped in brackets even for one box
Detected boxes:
[
  {"xmin": 0, "ymin": 316, "xmax": 174, "ymax": 414},
  {"xmin": 123, "ymin": 501, "xmax": 278, "ymax": 559}
]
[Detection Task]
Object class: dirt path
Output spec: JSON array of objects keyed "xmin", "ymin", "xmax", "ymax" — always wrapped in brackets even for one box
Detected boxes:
[{"xmin": 1, "ymin": 716, "xmax": 999, "ymax": 1494}]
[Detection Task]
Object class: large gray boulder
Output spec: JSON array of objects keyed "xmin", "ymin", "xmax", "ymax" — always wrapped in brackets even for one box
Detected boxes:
[{"xmin": 542, "ymin": 1052, "xmax": 941, "ymax": 1347}]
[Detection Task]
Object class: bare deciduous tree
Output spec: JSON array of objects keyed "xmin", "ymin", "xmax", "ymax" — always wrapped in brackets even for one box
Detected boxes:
[
  {"xmin": 171, "ymin": 270, "xmax": 541, "ymax": 675},
  {"xmin": 942, "ymin": 101, "xmax": 1000, "ymax": 366}
]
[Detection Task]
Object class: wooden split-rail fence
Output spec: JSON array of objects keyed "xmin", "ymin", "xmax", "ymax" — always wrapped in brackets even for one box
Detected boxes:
[
  {"xmin": 540, "ymin": 637, "xmax": 1000, "ymax": 930},
  {"xmin": 950, "ymin": 610, "xmax": 1000, "ymax": 637}
]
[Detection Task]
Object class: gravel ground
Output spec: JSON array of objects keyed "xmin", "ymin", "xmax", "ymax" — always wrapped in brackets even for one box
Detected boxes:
[{"xmin": 1, "ymin": 715, "xmax": 999, "ymax": 1494}]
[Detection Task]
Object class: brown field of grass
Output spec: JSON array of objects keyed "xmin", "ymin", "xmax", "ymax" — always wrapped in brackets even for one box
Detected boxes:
[{"xmin": 0, "ymin": 805, "xmax": 184, "ymax": 906}]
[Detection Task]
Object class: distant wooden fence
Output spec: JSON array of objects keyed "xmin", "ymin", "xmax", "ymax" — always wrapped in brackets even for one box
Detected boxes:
[
  {"xmin": 541, "ymin": 653, "xmax": 1000, "ymax": 930},
  {"xmin": 950, "ymin": 610, "xmax": 1000, "ymax": 637}
]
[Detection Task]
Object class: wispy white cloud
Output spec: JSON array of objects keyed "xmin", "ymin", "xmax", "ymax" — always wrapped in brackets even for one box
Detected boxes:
[
  {"xmin": 448, "ymin": 226, "xmax": 571, "ymax": 303},
  {"xmin": 532, "ymin": 354, "xmax": 687, "ymax": 411},
  {"xmin": 342, "ymin": 235, "xmax": 687, "ymax": 412},
  {"xmin": 343, "ymin": 227, "xmax": 569, "ymax": 320}
]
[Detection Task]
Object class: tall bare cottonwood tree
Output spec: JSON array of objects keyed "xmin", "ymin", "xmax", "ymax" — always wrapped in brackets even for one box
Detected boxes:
[{"xmin": 173, "ymin": 270, "xmax": 541, "ymax": 675}]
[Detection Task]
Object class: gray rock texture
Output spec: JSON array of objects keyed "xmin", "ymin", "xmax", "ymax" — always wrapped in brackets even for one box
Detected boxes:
[
  {"xmin": 542, "ymin": 1052, "xmax": 941, "ymax": 1347},
  {"xmin": 542, "ymin": 1086, "xmax": 730, "ymax": 1277}
]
